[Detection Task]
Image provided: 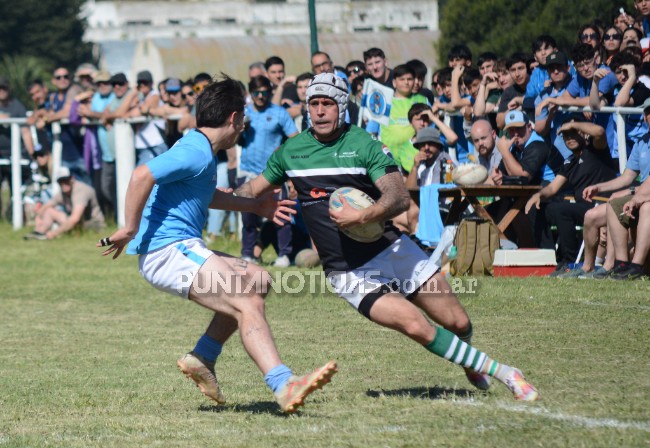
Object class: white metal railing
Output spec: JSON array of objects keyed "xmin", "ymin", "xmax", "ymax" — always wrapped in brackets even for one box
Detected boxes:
[{"xmin": 0, "ymin": 106, "xmax": 643, "ymax": 230}]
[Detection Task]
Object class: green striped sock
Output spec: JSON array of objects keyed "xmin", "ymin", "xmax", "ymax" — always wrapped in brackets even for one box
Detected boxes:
[{"xmin": 425, "ymin": 327, "xmax": 512, "ymax": 381}]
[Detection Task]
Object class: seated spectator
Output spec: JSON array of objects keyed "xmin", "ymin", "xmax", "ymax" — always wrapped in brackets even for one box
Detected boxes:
[
  {"xmin": 496, "ymin": 53, "xmax": 531, "ymax": 130},
  {"xmin": 535, "ymin": 51, "xmax": 574, "ymax": 159},
  {"xmin": 495, "ymin": 110, "xmax": 563, "ymax": 186},
  {"xmin": 394, "ymin": 103, "xmax": 458, "ymax": 174},
  {"xmin": 470, "ymin": 119, "xmax": 502, "ymax": 182},
  {"xmin": 405, "ymin": 127, "xmax": 452, "ymax": 189},
  {"xmin": 605, "ymin": 175, "xmax": 650, "ymax": 279},
  {"xmin": 580, "ymin": 97, "xmax": 650, "ymax": 277},
  {"xmin": 23, "ymin": 167, "xmax": 105, "ymax": 240},
  {"xmin": 525, "ymin": 117, "xmax": 617, "ymax": 276}
]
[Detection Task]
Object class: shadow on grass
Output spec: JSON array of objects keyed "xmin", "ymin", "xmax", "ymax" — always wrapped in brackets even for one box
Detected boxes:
[
  {"xmin": 366, "ymin": 386, "xmax": 478, "ymax": 401},
  {"xmin": 199, "ymin": 401, "xmax": 289, "ymax": 416}
]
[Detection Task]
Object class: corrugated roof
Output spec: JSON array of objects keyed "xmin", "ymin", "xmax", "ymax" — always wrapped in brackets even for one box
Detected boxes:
[{"xmin": 145, "ymin": 31, "xmax": 440, "ymax": 81}]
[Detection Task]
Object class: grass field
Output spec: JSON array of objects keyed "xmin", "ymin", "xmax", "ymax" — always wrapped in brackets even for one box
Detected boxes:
[{"xmin": 1, "ymin": 223, "xmax": 649, "ymax": 447}]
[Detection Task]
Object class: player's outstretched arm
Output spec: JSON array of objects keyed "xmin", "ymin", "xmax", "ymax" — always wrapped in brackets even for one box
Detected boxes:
[
  {"xmin": 214, "ymin": 175, "xmax": 296, "ymax": 225},
  {"xmin": 97, "ymin": 165, "xmax": 155, "ymax": 259}
]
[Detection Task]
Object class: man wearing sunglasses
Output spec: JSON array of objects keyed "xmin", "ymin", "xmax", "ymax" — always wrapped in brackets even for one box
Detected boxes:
[
  {"xmin": 238, "ymin": 75, "xmax": 298, "ymax": 267},
  {"xmin": 44, "ymin": 67, "xmax": 87, "ymax": 181}
]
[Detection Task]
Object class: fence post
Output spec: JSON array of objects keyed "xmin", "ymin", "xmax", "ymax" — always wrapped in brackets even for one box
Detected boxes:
[
  {"xmin": 10, "ymin": 123, "xmax": 23, "ymax": 230},
  {"xmin": 614, "ymin": 110, "xmax": 627, "ymax": 174},
  {"xmin": 50, "ymin": 122, "xmax": 63, "ymax": 197},
  {"xmin": 114, "ymin": 120, "xmax": 135, "ymax": 228}
]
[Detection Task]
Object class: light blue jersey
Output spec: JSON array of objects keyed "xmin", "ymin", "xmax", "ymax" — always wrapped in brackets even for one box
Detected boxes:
[
  {"xmin": 627, "ymin": 134, "xmax": 650, "ymax": 182},
  {"xmin": 239, "ymin": 103, "xmax": 297, "ymax": 174},
  {"xmin": 127, "ymin": 129, "xmax": 218, "ymax": 254}
]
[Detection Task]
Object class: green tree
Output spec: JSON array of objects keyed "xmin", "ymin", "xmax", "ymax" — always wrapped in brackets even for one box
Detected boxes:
[
  {"xmin": 0, "ymin": 0, "xmax": 93, "ymax": 73},
  {"xmin": 437, "ymin": 0, "xmax": 636, "ymax": 66},
  {"xmin": 0, "ymin": 55, "xmax": 51, "ymax": 106}
]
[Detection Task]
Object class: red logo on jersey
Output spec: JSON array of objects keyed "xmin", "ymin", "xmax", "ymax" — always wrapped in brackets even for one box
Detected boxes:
[{"xmin": 310, "ymin": 188, "xmax": 328, "ymax": 199}]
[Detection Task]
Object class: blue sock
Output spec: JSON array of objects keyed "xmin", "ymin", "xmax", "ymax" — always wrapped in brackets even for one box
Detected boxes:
[
  {"xmin": 264, "ymin": 364, "xmax": 293, "ymax": 393},
  {"xmin": 193, "ymin": 334, "xmax": 223, "ymax": 364}
]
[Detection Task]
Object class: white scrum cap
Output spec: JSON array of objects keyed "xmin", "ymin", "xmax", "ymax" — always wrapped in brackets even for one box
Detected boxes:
[{"xmin": 306, "ymin": 73, "xmax": 349, "ymax": 127}]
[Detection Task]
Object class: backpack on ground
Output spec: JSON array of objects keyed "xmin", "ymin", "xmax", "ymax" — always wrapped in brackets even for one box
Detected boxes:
[{"xmin": 450, "ymin": 218, "xmax": 500, "ymax": 276}]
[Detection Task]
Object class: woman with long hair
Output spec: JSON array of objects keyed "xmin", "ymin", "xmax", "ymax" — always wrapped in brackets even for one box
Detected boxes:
[{"xmin": 601, "ymin": 26, "xmax": 623, "ymax": 66}]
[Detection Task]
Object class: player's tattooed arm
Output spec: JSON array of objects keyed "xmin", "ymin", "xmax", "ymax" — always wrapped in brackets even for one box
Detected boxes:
[{"xmin": 373, "ymin": 171, "xmax": 411, "ymax": 221}]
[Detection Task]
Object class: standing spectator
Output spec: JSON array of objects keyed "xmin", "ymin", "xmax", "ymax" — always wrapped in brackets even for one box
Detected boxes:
[
  {"xmin": 601, "ymin": 26, "xmax": 623, "ymax": 65},
  {"xmin": 524, "ymin": 35, "xmax": 558, "ymax": 107},
  {"xmin": 622, "ymin": 27, "xmax": 643, "ymax": 49},
  {"xmin": 248, "ymin": 61, "xmax": 267, "ymax": 80},
  {"xmin": 363, "ymin": 47, "xmax": 393, "ymax": 88},
  {"xmin": 477, "ymin": 52, "xmax": 498, "ymax": 76},
  {"xmin": 76, "ymin": 70, "xmax": 114, "ymax": 214},
  {"xmin": 266, "ymin": 56, "xmax": 299, "ymax": 107},
  {"xmin": 535, "ymin": 51, "xmax": 574, "ymax": 160},
  {"xmin": 132, "ymin": 70, "xmax": 168, "ymax": 166},
  {"xmin": 578, "ymin": 24, "xmax": 602, "ymax": 49},
  {"xmin": 378, "ymin": 64, "xmax": 428, "ymax": 155},
  {"xmin": 43, "ymin": 67, "xmax": 85, "ymax": 180},
  {"xmin": 25, "ymin": 80, "xmax": 52, "ymax": 173},
  {"xmin": 406, "ymin": 59, "xmax": 435, "ymax": 104},
  {"xmin": 345, "ymin": 60, "xmax": 366, "ymax": 86},
  {"xmin": 496, "ymin": 53, "xmax": 531, "ymax": 129},
  {"xmin": 434, "ymin": 67, "xmax": 474, "ymax": 163},
  {"xmin": 310, "ymin": 52, "xmax": 359, "ymax": 125},
  {"xmin": 0, "ymin": 78, "xmax": 35, "ymax": 217},
  {"xmin": 238, "ymin": 75, "xmax": 298, "ymax": 266},
  {"xmin": 292, "ymin": 72, "xmax": 313, "ymax": 132},
  {"xmin": 447, "ymin": 44, "xmax": 473, "ymax": 68},
  {"xmin": 101, "ymin": 73, "xmax": 138, "ymax": 217}
]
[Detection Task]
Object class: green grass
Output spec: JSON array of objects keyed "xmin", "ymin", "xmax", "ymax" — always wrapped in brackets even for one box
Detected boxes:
[{"xmin": 1, "ymin": 222, "xmax": 649, "ymax": 447}]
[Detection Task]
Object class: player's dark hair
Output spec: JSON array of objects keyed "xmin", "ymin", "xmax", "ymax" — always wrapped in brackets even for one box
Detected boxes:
[
  {"xmin": 392, "ymin": 64, "xmax": 416, "ymax": 79},
  {"xmin": 264, "ymin": 56, "xmax": 285, "ymax": 70},
  {"xmin": 248, "ymin": 75, "xmax": 272, "ymax": 93},
  {"xmin": 196, "ymin": 74, "xmax": 245, "ymax": 128},
  {"xmin": 363, "ymin": 47, "xmax": 386, "ymax": 62}
]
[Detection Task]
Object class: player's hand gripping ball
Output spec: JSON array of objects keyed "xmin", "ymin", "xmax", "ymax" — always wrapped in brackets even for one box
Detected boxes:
[{"xmin": 329, "ymin": 187, "xmax": 384, "ymax": 243}]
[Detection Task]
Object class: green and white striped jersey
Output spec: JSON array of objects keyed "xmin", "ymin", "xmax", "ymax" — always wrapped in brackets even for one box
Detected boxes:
[{"xmin": 263, "ymin": 125, "xmax": 402, "ymax": 273}]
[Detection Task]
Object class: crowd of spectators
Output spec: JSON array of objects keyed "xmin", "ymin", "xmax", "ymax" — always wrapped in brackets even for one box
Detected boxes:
[{"xmin": 2, "ymin": 3, "xmax": 650, "ymax": 278}]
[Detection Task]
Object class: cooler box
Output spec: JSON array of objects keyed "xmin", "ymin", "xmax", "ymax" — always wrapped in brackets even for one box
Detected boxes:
[{"xmin": 493, "ymin": 249, "xmax": 556, "ymax": 277}]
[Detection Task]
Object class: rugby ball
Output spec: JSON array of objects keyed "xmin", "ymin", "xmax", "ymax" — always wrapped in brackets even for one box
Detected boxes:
[
  {"xmin": 329, "ymin": 187, "xmax": 385, "ymax": 243},
  {"xmin": 452, "ymin": 163, "xmax": 488, "ymax": 186},
  {"xmin": 294, "ymin": 248, "xmax": 321, "ymax": 268}
]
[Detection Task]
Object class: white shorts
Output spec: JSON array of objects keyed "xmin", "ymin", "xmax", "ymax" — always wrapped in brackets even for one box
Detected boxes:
[
  {"xmin": 138, "ymin": 238, "xmax": 214, "ymax": 299},
  {"xmin": 327, "ymin": 235, "xmax": 440, "ymax": 318}
]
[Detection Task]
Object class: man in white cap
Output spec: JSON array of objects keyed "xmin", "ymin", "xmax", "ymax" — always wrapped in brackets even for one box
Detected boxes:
[
  {"xmin": 228, "ymin": 73, "xmax": 540, "ymax": 401},
  {"xmin": 24, "ymin": 167, "xmax": 105, "ymax": 240}
]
